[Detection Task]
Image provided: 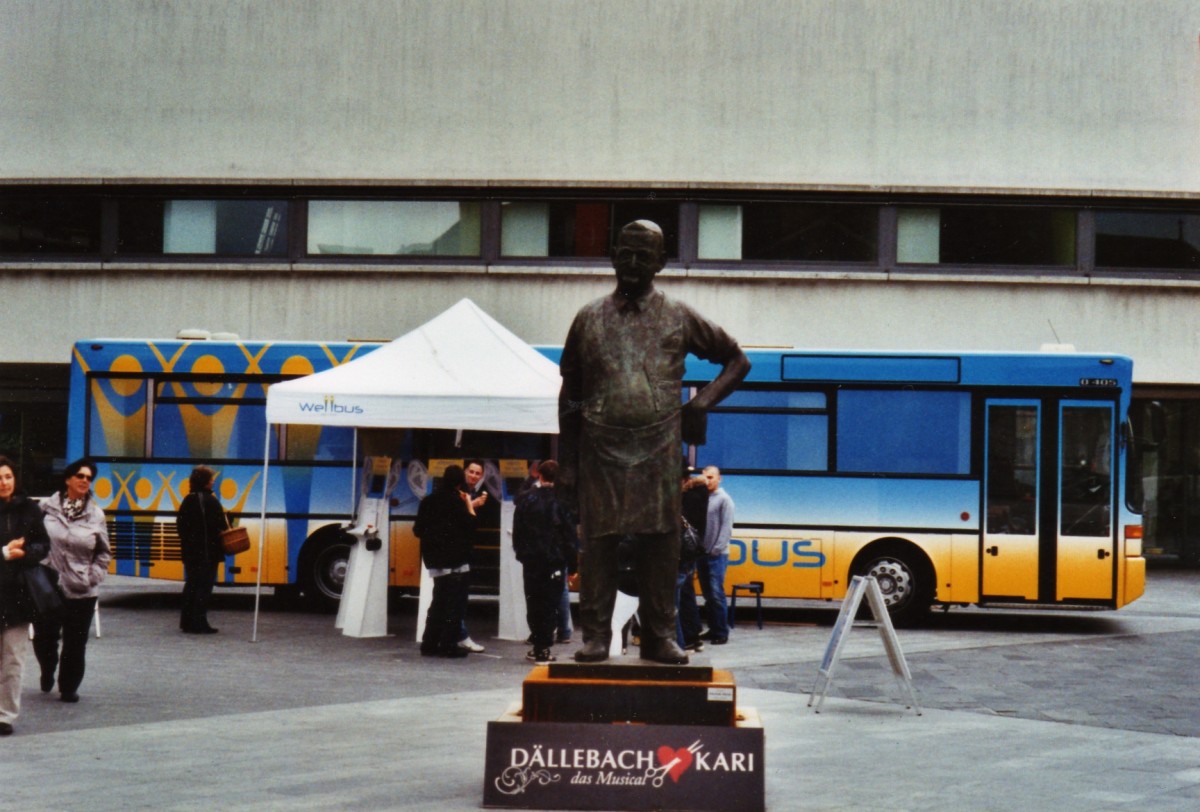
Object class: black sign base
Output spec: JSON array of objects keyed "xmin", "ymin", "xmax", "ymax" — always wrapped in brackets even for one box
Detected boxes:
[{"xmin": 482, "ymin": 664, "xmax": 765, "ymax": 811}]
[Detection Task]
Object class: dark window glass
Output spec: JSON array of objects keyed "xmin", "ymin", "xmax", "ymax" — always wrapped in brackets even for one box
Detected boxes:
[
  {"xmin": 698, "ymin": 203, "xmax": 877, "ymax": 261},
  {"xmin": 0, "ymin": 403, "xmax": 67, "ymax": 497},
  {"xmin": 417, "ymin": 429, "xmax": 550, "ymax": 461},
  {"xmin": 939, "ymin": 207, "xmax": 1075, "ymax": 265},
  {"xmin": 1059, "ymin": 407, "xmax": 1112, "ymax": 537},
  {"xmin": 500, "ymin": 201, "xmax": 679, "ymax": 258},
  {"xmin": 898, "ymin": 206, "xmax": 1075, "ymax": 266},
  {"xmin": 1095, "ymin": 211, "xmax": 1200, "ymax": 270},
  {"xmin": 118, "ymin": 199, "xmax": 288, "ymax": 256},
  {"xmin": 986, "ymin": 405, "xmax": 1038, "ymax": 534},
  {"xmin": 0, "ymin": 197, "xmax": 101, "ymax": 255},
  {"xmin": 837, "ymin": 390, "xmax": 971, "ymax": 474}
]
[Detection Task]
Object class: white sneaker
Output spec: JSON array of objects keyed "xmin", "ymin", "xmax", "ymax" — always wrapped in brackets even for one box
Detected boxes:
[{"xmin": 458, "ymin": 637, "xmax": 485, "ymax": 653}]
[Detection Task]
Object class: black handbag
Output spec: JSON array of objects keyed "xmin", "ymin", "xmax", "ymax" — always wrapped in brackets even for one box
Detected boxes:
[
  {"xmin": 21, "ymin": 565, "xmax": 65, "ymax": 619},
  {"xmin": 680, "ymin": 517, "xmax": 703, "ymax": 562}
]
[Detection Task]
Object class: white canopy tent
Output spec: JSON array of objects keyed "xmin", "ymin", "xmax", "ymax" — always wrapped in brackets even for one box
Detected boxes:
[{"xmin": 252, "ymin": 298, "xmax": 561, "ymax": 640}]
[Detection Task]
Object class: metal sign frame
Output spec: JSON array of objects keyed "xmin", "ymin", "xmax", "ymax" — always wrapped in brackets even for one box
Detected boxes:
[{"xmin": 808, "ymin": 575, "xmax": 921, "ymax": 715}]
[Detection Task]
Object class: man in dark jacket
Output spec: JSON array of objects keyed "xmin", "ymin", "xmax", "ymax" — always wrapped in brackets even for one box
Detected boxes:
[
  {"xmin": 414, "ymin": 465, "xmax": 477, "ymax": 658},
  {"xmin": 0, "ymin": 456, "xmax": 50, "ymax": 734},
  {"xmin": 512, "ymin": 460, "xmax": 578, "ymax": 664}
]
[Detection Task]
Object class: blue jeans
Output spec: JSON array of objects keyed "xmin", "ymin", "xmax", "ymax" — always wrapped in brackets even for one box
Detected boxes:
[
  {"xmin": 696, "ymin": 553, "xmax": 729, "ymax": 640},
  {"xmin": 675, "ymin": 563, "xmax": 702, "ymax": 648}
]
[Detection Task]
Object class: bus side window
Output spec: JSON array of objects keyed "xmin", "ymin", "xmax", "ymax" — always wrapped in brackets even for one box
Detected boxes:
[
  {"xmin": 837, "ymin": 389, "xmax": 971, "ymax": 475},
  {"xmin": 703, "ymin": 389, "xmax": 828, "ymax": 472},
  {"xmin": 89, "ymin": 377, "xmax": 148, "ymax": 457}
]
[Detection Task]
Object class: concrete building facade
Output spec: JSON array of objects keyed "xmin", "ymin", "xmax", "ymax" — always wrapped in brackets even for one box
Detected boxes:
[{"xmin": 2, "ymin": 0, "xmax": 1199, "ymax": 550}]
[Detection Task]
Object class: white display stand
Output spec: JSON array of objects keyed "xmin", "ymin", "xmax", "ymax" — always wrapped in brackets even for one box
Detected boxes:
[
  {"xmin": 336, "ymin": 457, "xmax": 397, "ymax": 638},
  {"xmin": 496, "ymin": 500, "xmax": 527, "ymax": 641},
  {"xmin": 808, "ymin": 575, "xmax": 921, "ymax": 714}
]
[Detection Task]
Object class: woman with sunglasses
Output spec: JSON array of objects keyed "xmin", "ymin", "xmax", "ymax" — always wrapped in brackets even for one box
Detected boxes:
[
  {"xmin": 0, "ymin": 455, "xmax": 50, "ymax": 734},
  {"xmin": 32, "ymin": 458, "xmax": 110, "ymax": 704}
]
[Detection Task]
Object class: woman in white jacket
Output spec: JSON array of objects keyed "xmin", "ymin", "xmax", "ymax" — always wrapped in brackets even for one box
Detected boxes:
[{"xmin": 32, "ymin": 459, "xmax": 110, "ymax": 703}]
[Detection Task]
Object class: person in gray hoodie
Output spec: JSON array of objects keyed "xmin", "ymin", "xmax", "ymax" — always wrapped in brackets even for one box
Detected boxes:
[{"xmin": 33, "ymin": 458, "xmax": 110, "ymax": 703}]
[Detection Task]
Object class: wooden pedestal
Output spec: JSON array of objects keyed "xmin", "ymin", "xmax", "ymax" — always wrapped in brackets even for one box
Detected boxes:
[{"xmin": 522, "ymin": 663, "xmax": 736, "ymax": 726}]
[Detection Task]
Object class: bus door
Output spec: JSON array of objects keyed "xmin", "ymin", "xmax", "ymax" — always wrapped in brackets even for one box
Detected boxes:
[
  {"xmin": 983, "ymin": 401, "xmax": 1041, "ymax": 600},
  {"xmin": 1055, "ymin": 401, "xmax": 1115, "ymax": 601},
  {"xmin": 984, "ymin": 398, "xmax": 1117, "ymax": 604}
]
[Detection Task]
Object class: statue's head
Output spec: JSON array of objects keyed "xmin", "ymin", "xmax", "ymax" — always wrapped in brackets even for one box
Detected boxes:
[{"xmin": 612, "ymin": 220, "xmax": 666, "ymax": 299}]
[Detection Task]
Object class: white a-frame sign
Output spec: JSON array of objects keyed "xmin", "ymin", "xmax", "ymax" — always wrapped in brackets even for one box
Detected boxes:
[{"xmin": 808, "ymin": 575, "xmax": 922, "ymax": 715}]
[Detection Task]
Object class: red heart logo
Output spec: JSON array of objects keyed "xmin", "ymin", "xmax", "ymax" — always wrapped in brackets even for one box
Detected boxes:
[{"xmin": 656, "ymin": 745, "xmax": 694, "ymax": 783}]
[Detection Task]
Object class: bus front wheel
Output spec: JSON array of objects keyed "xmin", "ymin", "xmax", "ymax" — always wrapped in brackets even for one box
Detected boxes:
[
  {"xmin": 856, "ymin": 546, "xmax": 933, "ymax": 628},
  {"xmin": 299, "ymin": 532, "xmax": 353, "ymax": 613}
]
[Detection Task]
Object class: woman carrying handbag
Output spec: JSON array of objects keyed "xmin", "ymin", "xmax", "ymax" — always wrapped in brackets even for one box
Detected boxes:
[
  {"xmin": 34, "ymin": 458, "xmax": 111, "ymax": 703},
  {"xmin": 175, "ymin": 466, "xmax": 228, "ymax": 634}
]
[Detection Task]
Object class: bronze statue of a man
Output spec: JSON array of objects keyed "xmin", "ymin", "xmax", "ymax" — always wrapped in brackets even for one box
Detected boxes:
[{"xmin": 558, "ymin": 220, "xmax": 750, "ymax": 664}]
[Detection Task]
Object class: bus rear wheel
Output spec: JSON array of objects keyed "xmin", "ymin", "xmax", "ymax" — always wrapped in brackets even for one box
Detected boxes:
[
  {"xmin": 858, "ymin": 548, "xmax": 933, "ymax": 628},
  {"xmin": 299, "ymin": 532, "xmax": 353, "ymax": 613}
]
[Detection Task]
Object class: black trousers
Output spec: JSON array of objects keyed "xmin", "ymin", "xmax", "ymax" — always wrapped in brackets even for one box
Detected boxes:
[
  {"xmin": 522, "ymin": 564, "xmax": 564, "ymax": 649},
  {"xmin": 422, "ymin": 572, "xmax": 470, "ymax": 653},
  {"xmin": 33, "ymin": 595, "xmax": 98, "ymax": 696},
  {"xmin": 181, "ymin": 560, "xmax": 218, "ymax": 631},
  {"xmin": 579, "ymin": 531, "xmax": 678, "ymax": 648}
]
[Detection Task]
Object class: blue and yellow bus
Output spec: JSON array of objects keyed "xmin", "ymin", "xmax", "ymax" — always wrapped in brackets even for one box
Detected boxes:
[
  {"xmin": 67, "ymin": 337, "xmax": 547, "ymax": 610},
  {"xmin": 691, "ymin": 348, "xmax": 1145, "ymax": 624},
  {"xmin": 68, "ymin": 338, "xmax": 1144, "ymax": 622}
]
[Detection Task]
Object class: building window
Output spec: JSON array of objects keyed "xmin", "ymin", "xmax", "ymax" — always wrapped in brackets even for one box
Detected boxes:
[
  {"xmin": 0, "ymin": 197, "xmax": 101, "ymax": 255},
  {"xmin": 118, "ymin": 199, "xmax": 288, "ymax": 256},
  {"xmin": 500, "ymin": 201, "xmax": 679, "ymax": 258},
  {"xmin": 1095, "ymin": 210, "xmax": 1200, "ymax": 270},
  {"xmin": 697, "ymin": 203, "xmax": 877, "ymax": 261},
  {"xmin": 307, "ymin": 201, "xmax": 481, "ymax": 257},
  {"xmin": 897, "ymin": 206, "xmax": 1076, "ymax": 266}
]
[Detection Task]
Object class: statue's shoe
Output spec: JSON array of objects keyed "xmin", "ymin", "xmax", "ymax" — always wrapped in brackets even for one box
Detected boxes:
[
  {"xmin": 640, "ymin": 639, "xmax": 690, "ymax": 665},
  {"xmin": 573, "ymin": 640, "xmax": 610, "ymax": 662}
]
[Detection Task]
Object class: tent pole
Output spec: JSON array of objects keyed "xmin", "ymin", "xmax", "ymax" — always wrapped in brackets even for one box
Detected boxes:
[
  {"xmin": 252, "ymin": 424, "xmax": 272, "ymax": 643},
  {"xmin": 351, "ymin": 428, "xmax": 358, "ymax": 515}
]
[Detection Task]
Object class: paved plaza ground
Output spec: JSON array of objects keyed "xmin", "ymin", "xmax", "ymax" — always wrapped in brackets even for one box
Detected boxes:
[{"xmin": 5, "ymin": 561, "xmax": 1200, "ymax": 810}]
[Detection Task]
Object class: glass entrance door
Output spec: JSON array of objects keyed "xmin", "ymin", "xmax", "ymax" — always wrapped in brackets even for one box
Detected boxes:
[
  {"xmin": 983, "ymin": 401, "xmax": 1041, "ymax": 600},
  {"xmin": 1056, "ymin": 401, "xmax": 1115, "ymax": 601}
]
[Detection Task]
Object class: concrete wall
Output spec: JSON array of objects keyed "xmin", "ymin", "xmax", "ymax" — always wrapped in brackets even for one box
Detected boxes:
[
  {"xmin": 3, "ymin": 0, "xmax": 1198, "ymax": 193},
  {"xmin": 7, "ymin": 267, "xmax": 1197, "ymax": 386},
  {"xmin": 3, "ymin": 1, "xmax": 1198, "ymax": 389}
]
